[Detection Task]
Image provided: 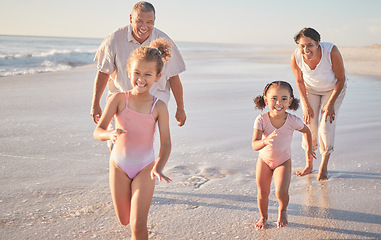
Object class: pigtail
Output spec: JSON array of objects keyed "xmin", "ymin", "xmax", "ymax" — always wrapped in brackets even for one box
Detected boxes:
[
  {"xmin": 254, "ymin": 95, "xmax": 266, "ymax": 110},
  {"xmin": 288, "ymin": 97, "xmax": 300, "ymax": 111},
  {"xmin": 283, "ymin": 81, "xmax": 300, "ymax": 111},
  {"xmin": 254, "ymin": 82, "xmax": 271, "ymax": 110}
]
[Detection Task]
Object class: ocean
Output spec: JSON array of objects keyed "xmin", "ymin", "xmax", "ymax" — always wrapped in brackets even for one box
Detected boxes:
[
  {"xmin": 0, "ymin": 35, "xmax": 291, "ymax": 78},
  {"xmin": 0, "ymin": 35, "xmax": 101, "ymax": 77}
]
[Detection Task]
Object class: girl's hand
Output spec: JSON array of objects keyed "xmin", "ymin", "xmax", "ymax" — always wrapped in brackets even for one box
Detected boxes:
[
  {"xmin": 110, "ymin": 128, "xmax": 126, "ymax": 144},
  {"xmin": 303, "ymin": 105, "xmax": 314, "ymax": 125},
  {"xmin": 322, "ymin": 103, "xmax": 335, "ymax": 123},
  {"xmin": 263, "ymin": 130, "xmax": 278, "ymax": 146},
  {"xmin": 151, "ymin": 167, "xmax": 172, "ymax": 183}
]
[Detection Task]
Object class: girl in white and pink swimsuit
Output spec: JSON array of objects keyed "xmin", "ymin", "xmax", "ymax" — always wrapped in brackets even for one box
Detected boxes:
[
  {"xmin": 94, "ymin": 38, "xmax": 172, "ymax": 239},
  {"xmin": 252, "ymin": 81, "xmax": 315, "ymax": 230},
  {"xmin": 110, "ymin": 91, "xmax": 159, "ymax": 179}
]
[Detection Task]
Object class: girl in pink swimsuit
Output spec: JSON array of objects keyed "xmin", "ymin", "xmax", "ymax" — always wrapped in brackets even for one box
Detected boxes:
[
  {"xmin": 252, "ymin": 81, "xmax": 315, "ymax": 230},
  {"xmin": 94, "ymin": 38, "xmax": 172, "ymax": 239}
]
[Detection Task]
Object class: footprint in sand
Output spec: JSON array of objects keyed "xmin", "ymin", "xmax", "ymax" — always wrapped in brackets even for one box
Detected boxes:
[
  {"xmin": 168, "ymin": 165, "xmax": 197, "ymax": 176},
  {"xmin": 199, "ymin": 167, "xmax": 231, "ymax": 179},
  {"xmin": 187, "ymin": 176, "xmax": 209, "ymax": 188},
  {"xmin": 169, "ymin": 165, "xmax": 234, "ymax": 188}
]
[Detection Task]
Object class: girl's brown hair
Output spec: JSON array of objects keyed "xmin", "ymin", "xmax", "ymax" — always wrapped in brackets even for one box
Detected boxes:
[
  {"xmin": 254, "ymin": 81, "xmax": 300, "ymax": 111},
  {"xmin": 127, "ymin": 38, "xmax": 172, "ymax": 74}
]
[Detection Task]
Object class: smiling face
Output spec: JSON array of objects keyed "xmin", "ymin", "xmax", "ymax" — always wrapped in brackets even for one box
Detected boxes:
[
  {"xmin": 297, "ymin": 36, "xmax": 320, "ymax": 61},
  {"xmin": 264, "ymin": 85, "xmax": 293, "ymax": 117},
  {"xmin": 129, "ymin": 60, "xmax": 161, "ymax": 94},
  {"xmin": 130, "ymin": 10, "xmax": 155, "ymax": 44}
]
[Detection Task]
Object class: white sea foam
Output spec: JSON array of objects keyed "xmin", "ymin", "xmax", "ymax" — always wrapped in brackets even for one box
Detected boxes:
[{"xmin": 0, "ymin": 35, "xmax": 100, "ymax": 77}]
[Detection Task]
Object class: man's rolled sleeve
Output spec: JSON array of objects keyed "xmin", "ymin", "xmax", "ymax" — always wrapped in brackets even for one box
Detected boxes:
[
  {"xmin": 165, "ymin": 44, "xmax": 186, "ymax": 78},
  {"xmin": 94, "ymin": 37, "xmax": 115, "ymax": 74}
]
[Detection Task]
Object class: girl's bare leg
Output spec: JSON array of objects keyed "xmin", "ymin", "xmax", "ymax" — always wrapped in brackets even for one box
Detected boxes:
[
  {"xmin": 273, "ymin": 159, "xmax": 291, "ymax": 228},
  {"xmin": 109, "ymin": 160, "xmax": 132, "ymax": 225},
  {"xmin": 130, "ymin": 162, "xmax": 155, "ymax": 240},
  {"xmin": 255, "ymin": 158, "xmax": 273, "ymax": 229}
]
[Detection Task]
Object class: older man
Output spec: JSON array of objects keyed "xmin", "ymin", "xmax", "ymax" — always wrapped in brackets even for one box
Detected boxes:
[{"xmin": 91, "ymin": 1, "xmax": 186, "ymax": 127}]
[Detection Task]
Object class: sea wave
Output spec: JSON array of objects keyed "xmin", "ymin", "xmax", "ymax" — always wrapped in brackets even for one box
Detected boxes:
[{"xmin": 0, "ymin": 49, "xmax": 96, "ymax": 77}]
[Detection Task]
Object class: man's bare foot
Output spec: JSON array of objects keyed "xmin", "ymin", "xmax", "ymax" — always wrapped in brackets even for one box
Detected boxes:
[
  {"xmin": 296, "ymin": 165, "xmax": 312, "ymax": 176},
  {"xmin": 255, "ymin": 217, "xmax": 267, "ymax": 230},
  {"xmin": 317, "ymin": 169, "xmax": 328, "ymax": 181},
  {"xmin": 277, "ymin": 210, "xmax": 288, "ymax": 228}
]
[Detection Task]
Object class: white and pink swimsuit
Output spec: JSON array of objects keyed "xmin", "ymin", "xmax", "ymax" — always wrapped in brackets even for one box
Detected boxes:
[{"xmin": 254, "ymin": 112, "xmax": 304, "ymax": 169}]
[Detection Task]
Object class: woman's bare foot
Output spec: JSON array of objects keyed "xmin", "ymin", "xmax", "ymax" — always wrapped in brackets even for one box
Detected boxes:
[
  {"xmin": 296, "ymin": 165, "xmax": 312, "ymax": 176},
  {"xmin": 317, "ymin": 154, "xmax": 330, "ymax": 181},
  {"xmin": 277, "ymin": 210, "xmax": 288, "ymax": 228},
  {"xmin": 317, "ymin": 169, "xmax": 328, "ymax": 181},
  {"xmin": 255, "ymin": 217, "xmax": 267, "ymax": 230}
]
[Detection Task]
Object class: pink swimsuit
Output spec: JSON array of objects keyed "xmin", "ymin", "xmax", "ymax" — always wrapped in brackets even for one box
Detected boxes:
[
  {"xmin": 254, "ymin": 112, "xmax": 304, "ymax": 169},
  {"xmin": 110, "ymin": 91, "xmax": 158, "ymax": 179}
]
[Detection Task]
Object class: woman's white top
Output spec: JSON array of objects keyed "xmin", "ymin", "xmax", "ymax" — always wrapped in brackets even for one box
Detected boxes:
[{"xmin": 294, "ymin": 42, "xmax": 345, "ymax": 93}]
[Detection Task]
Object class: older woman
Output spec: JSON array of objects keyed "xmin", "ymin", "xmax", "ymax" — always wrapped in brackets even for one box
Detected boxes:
[{"xmin": 290, "ymin": 27, "xmax": 346, "ymax": 181}]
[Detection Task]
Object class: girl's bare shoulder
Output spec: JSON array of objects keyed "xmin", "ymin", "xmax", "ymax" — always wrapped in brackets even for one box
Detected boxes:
[{"xmin": 155, "ymin": 100, "xmax": 168, "ymax": 112}]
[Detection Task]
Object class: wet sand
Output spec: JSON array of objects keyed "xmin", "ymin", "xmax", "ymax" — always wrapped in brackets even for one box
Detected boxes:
[{"xmin": 1, "ymin": 44, "xmax": 380, "ymax": 239}]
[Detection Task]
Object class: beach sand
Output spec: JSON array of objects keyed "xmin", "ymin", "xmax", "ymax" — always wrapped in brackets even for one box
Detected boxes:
[{"xmin": 1, "ymin": 45, "xmax": 381, "ymax": 239}]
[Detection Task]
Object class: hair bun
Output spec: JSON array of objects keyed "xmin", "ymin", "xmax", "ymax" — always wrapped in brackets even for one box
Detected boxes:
[{"xmin": 149, "ymin": 38, "xmax": 172, "ymax": 62}]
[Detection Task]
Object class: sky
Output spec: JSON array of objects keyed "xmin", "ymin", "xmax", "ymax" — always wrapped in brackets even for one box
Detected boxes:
[{"xmin": 1, "ymin": 0, "xmax": 380, "ymax": 47}]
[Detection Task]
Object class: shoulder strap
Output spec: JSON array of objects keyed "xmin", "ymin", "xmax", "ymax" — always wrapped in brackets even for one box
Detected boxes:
[
  {"xmin": 125, "ymin": 91, "xmax": 129, "ymax": 106},
  {"xmin": 150, "ymin": 97, "xmax": 159, "ymax": 114}
]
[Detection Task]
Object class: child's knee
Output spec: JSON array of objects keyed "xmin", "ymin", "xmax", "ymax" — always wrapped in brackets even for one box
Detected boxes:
[
  {"xmin": 275, "ymin": 188, "xmax": 288, "ymax": 199},
  {"xmin": 130, "ymin": 218, "xmax": 147, "ymax": 233},
  {"xmin": 115, "ymin": 209, "xmax": 131, "ymax": 226},
  {"xmin": 257, "ymin": 189, "xmax": 270, "ymax": 199},
  {"xmin": 118, "ymin": 216, "xmax": 130, "ymax": 226}
]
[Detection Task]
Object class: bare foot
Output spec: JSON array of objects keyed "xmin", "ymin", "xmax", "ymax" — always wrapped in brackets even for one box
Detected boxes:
[
  {"xmin": 318, "ymin": 154, "xmax": 330, "ymax": 181},
  {"xmin": 296, "ymin": 165, "xmax": 312, "ymax": 176},
  {"xmin": 255, "ymin": 217, "xmax": 267, "ymax": 230},
  {"xmin": 317, "ymin": 169, "xmax": 328, "ymax": 181},
  {"xmin": 277, "ymin": 210, "xmax": 288, "ymax": 228}
]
